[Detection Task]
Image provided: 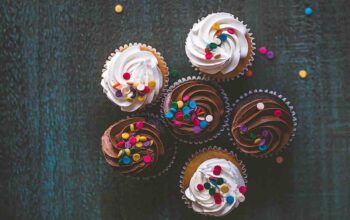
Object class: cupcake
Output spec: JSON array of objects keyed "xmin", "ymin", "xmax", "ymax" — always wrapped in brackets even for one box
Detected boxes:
[
  {"xmin": 101, "ymin": 43, "xmax": 168, "ymax": 112},
  {"xmin": 180, "ymin": 147, "xmax": 247, "ymax": 217},
  {"xmin": 230, "ymin": 90, "xmax": 297, "ymax": 157},
  {"xmin": 161, "ymin": 76, "xmax": 229, "ymax": 144},
  {"xmin": 185, "ymin": 12, "xmax": 255, "ymax": 80},
  {"xmin": 101, "ymin": 115, "xmax": 176, "ymax": 178}
]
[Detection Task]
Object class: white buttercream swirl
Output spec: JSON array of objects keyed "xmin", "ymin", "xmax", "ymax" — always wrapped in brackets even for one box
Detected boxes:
[
  {"xmin": 185, "ymin": 158, "xmax": 246, "ymax": 216},
  {"xmin": 185, "ymin": 12, "xmax": 249, "ymax": 74},
  {"xmin": 101, "ymin": 45, "xmax": 163, "ymax": 112}
]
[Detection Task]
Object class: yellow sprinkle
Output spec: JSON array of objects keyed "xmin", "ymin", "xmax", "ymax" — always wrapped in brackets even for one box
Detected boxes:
[
  {"xmin": 125, "ymin": 148, "xmax": 131, "ymax": 156},
  {"xmin": 121, "ymin": 133, "xmax": 130, "ymax": 140},
  {"xmin": 132, "ymin": 153, "xmax": 141, "ymax": 161},
  {"xmin": 139, "ymin": 136, "xmax": 147, "ymax": 142},
  {"xmin": 177, "ymin": 101, "xmax": 184, "ymax": 109},
  {"xmin": 150, "ymin": 140, "xmax": 154, "ymax": 146},
  {"xmin": 136, "ymin": 135, "xmax": 140, "ymax": 142},
  {"xmin": 126, "ymin": 97, "xmax": 133, "ymax": 102},
  {"xmin": 212, "ymin": 22, "xmax": 220, "ymax": 30},
  {"xmin": 114, "ymin": 4, "xmax": 123, "ymax": 13},
  {"xmin": 137, "ymin": 96, "xmax": 145, "ymax": 102},
  {"xmin": 130, "ymin": 124, "xmax": 135, "ymax": 132},
  {"xmin": 148, "ymin": 80, "xmax": 156, "ymax": 88},
  {"xmin": 254, "ymin": 138, "xmax": 261, "ymax": 144},
  {"xmin": 135, "ymin": 142, "xmax": 143, "ymax": 148},
  {"xmin": 221, "ymin": 185, "xmax": 229, "ymax": 193},
  {"xmin": 133, "ymin": 82, "xmax": 139, "ymax": 87},
  {"xmin": 117, "ymin": 150, "xmax": 124, "ymax": 158},
  {"xmin": 299, "ymin": 70, "xmax": 308, "ymax": 79}
]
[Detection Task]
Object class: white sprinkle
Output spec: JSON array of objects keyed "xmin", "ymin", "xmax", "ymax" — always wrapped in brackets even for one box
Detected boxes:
[
  {"xmin": 237, "ymin": 194, "xmax": 245, "ymax": 202},
  {"xmin": 257, "ymin": 102, "xmax": 265, "ymax": 110},
  {"xmin": 213, "ymin": 38, "xmax": 221, "ymax": 45},
  {"xmin": 197, "ymin": 116, "xmax": 205, "ymax": 121},
  {"xmin": 137, "ymin": 84, "xmax": 145, "ymax": 91},
  {"xmin": 121, "ymin": 86, "xmax": 130, "ymax": 95},
  {"xmin": 206, "ymin": 115, "xmax": 213, "ymax": 122}
]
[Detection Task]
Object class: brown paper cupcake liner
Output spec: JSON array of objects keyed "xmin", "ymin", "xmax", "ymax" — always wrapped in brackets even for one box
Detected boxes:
[
  {"xmin": 228, "ymin": 89, "xmax": 298, "ymax": 158},
  {"xmin": 160, "ymin": 76, "xmax": 231, "ymax": 145},
  {"xmin": 102, "ymin": 113, "xmax": 177, "ymax": 181},
  {"xmin": 187, "ymin": 13, "xmax": 255, "ymax": 82},
  {"xmin": 101, "ymin": 42, "xmax": 169, "ymax": 112},
  {"xmin": 179, "ymin": 146, "xmax": 248, "ymax": 215}
]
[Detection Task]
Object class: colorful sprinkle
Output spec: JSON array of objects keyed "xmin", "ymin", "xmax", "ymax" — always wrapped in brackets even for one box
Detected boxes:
[
  {"xmin": 115, "ymin": 141, "xmax": 125, "ymax": 148},
  {"xmin": 137, "ymin": 96, "xmax": 144, "ymax": 102},
  {"xmin": 220, "ymin": 185, "xmax": 229, "ymax": 193},
  {"xmin": 205, "ymin": 52, "xmax": 213, "ymax": 60},
  {"xmin": 122, "ymin": 156, "xmax": 131, "ymax": 164},
  {"xmin": 124, "ymin": 141, "xmax": 131, "ymax": 148},
  {"xmin": 226, "ymin": 196, "xmax": 235, "ymax": 205},
  {"xmin": 219, "ymin": 34, "xmax": 227, "ymax": 42},
  {"xmin": 143, "ymin": 155, "xmax": 152, "ymax": 163},
  {"xmin": 123, "ymin": 72, "xmax": 131, "ymax": 80},
  {"xmin": 136, "ymin": 121, "xmax": 144, "ymax": 129},
  {"xmin": 250, "ymin": 132, "xmax": 257, "ymax": 139},
  {"xmin": 208, "ymin": 43, "xmax": 217, "ymax": 50},
  {"xmin": 135, "ymin": 142, "xmax": 143, "ymax": 148},
  {"xmin": 266, "ymin": 51, "xmax": 275, "ymax": 60},
  {"xmin": 177, "ymin": 100, "xmax": 184, "ymax": 108},
  {"xmin": 182, "ymin": 106, "xmax": 190, "ymax": 114},
  {"xmin": 216, "ymin": 178, "xmax": 224, "ymax": 185},
  {"xmin": 259, "ymin": 139, "xmax": 266, "ymax": 146},
  {"xmin": 175, "ymin": 112, "xmax": 184, "ymax": 120},
  {"xmin": 262, "ymin": 130, "xmax": 270, "ymax": 137},
  {"xmin": 182, "ymin": 95, "xmax": 190, "ymax": 102},
  {"xmin": 184, "ymin": 114, "xmax": 191, "ymax": 121},
  {"xmin": 132, "ymin": 153, "xmax": 141, "ymax": 161},
  {"xmin": 124, "ymin": 148, "xmax": 131, "ymax": 155},
  {"xmin": 209, "ymin": 188, "xmax": 216, "ymax": 195},
  {"xmin": 170, "ymin": 69, "xmax": 178, "ymax": 78},
  {"xmin": 115, "ymin": 90, "xmax": 123, "ymax": 97},
  {"xmin": 227, "ymin": 28, "xmax": 235, "ymax": 34},
  {"xmin": 205, "ymin": 115, "xmax": 213, "ymax": 122},
  {"xmin": 239, "ymin": 124, "xmax": 248, "ymax": 134},
  {"xmin": 274, "ymin": 109, "xmax": 282, "ymax": 117},
  {"xmin": 129, "ymin": 124, "xmax": 135, "ymax": 132},
  {"xmin": 199, "ymin": 120, "xmax": 207, "ymax": 129},
  {"xmin": 212, "ymin": 22, "xmax": 220, "ymax": 30},
  {"xmin": 121, "ymin": 133, "xmax": 130, "ymax": 140},
  {"xmin": 193, "ymin": 126, "xmax": 201, "ymax": 134},
  {"xmin": 204, "ymin": 182, "xmax": 211, "ymax": 189},
  {"xmin": 259, "ymin": 145, "xmax": 268, "ymax": 151},
  {"xmin": 117, "ymin": 149, "xmax": 124, "ymax": 158},
  {"xmin": 143, "ymin": 86, "xmax": 150, "ymax": 94},
  {"xmin": 254, "ymin": 138, "xmax": 261, "ymax": 145},
  {"xmin": 245, "ymin": 69, "xmax": 253, "ymax": 77},
  {"xmin": 304, "ymin": 7, "xmax": 313, "ymax": 16},
  {"xmin": 259, "ymin": 46, "xmax": 268, "ymax": 55},
  {"xmin": 189, "ymin": 100, "xmax": 197, "ymax": 109},
  {"xmin": 114, "ymin": 4, "xmax": 123, "ymax": 13},
  {"xmin": 129, "ymin": 136, "xmax": 136, "ymax": 144},
  {"xmin": 174, "ymin": 121, "xmax": 182, "ymax": 127},
  {"xmin": 257, "ymin": 102, "xmax": 265, "ymax": 110},
  {"xmin": 148, "ymin": 80, "xmax": 156, "ymax": 88},
  {"xmin": 165, "ymin": 112, "xmax": 174, "ymax": 119},
  {"xmin": 197, "ymin": 184, "xmax": 204, "ymax": 191},
  {"xmin": 276, "ymin": 156, "xmax": 284, "ymax": 164},
  {"xmin": 237, "ymin": 194, "xmax": 245, "ymax": 202},
  {"xmin": 299, "ymin": 70, "xmax": 308, "ymax": 79},
  {"xmin": 239, "ymin": 186, "xmax": 247, "ymax": 194},
  {"xmin": 213, "ymin": 165, "xmax": 222, "ymax": 175},
  {"xmin": 143, "ymin": 141, "xmax": 150, "ymax": 147}
]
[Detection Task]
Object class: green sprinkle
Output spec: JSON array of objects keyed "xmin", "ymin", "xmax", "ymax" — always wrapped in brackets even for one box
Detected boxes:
[{"xmin": 170, "ymin": 69, "xmax": 178, "ymax": 78}]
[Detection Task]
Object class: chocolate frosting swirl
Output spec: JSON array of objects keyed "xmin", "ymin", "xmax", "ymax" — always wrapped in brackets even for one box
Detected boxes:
[
  {"xmin": 164, "ymin": 81, "xmax": 225, "ymax": 140},
  {"xmin": 231, "ymin": 94, "xmax": 293, "ymax": 157},
  {"xmin": 101, "ymin": 117, "xmax": 165, "ymax": 175}
]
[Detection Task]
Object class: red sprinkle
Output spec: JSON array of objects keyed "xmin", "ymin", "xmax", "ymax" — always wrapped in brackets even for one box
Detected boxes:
[
  {"xmin": 213, "ymin": 193, "xmax": 221, "ymax": 200},
  {"xmin": 123, "ymin": 72, "xmax": 131, "ymax": 80},
  {"xmin": 205, "ymin": 52, "xmax": 213, "ymax": 60},
  {"xmin": 191, "ymin": 114, "xmax": 196, "ymax": 122},
  {"xmin": 175, "ymin": 112, "xmax": 184, "ymax": 121},
  {"xmin": 227, "ymin": 28, "xmax": 235, "ymax": 34},
  {"xmin": 174, "ymin": 121, "xmax": 182, "ymax": 127},
  {"xmin": 213, "ymin": 165, "xmax": 222, "ymax": 175},
  {"xmin": 239, "ymin": 186, "xmax": 247, "ymax": 194},
  {"xmin": 115, "ymin": 141, "xmax": 125, "ymax": 148},
  {"xmin": 215, "ymin": 197, "xmax": 222, "ymax": 205},
  {"xmin": 143, "ymin": 86, "xmax": 150, "ymax": 94},
  {"xmin": 193, "ymin": 119, "xmax": 200, "ymax": 126},
  {"xmin": 197, "ymin": 184, "xmax": 204, "ymax": 191},
  {"xmin": 274, "ymin": 109, "xmax": 282, "ymax": 117}
]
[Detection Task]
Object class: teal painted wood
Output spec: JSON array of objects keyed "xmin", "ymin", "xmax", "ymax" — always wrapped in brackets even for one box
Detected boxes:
[{"xmin": 0, "ymin": 0, "xmax": 349, "ymax": 219}]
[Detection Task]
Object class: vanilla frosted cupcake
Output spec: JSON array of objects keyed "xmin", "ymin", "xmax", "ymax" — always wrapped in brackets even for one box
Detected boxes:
[
  {"xmin": 185, "ymin": 12, "xmax": 254, "ymax": 80},
  {"xmin": 180, "ymin": 147, "xmax": 247, "ymax": 216},
  {"xmin": 101, "ymin": 43, "xmax": 168, "ymax": 112}
]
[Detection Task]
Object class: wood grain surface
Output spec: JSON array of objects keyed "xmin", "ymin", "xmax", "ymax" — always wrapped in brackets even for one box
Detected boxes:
[{"xmin": 1, "ymin": 0, "xmax": 349, "ymax": 219}]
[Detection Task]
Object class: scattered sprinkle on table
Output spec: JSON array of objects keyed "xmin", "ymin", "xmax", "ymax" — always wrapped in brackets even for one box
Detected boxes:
[
  {"xmin": 299, "ymin": 70, "xmax": 308, "ymax": 79},
  {"xmin": 304, "ymin": 7, "xmax": 313, "ymax": 16},
  {"xmin": 170, "ymin": 69, "xmax": 178, "ymax": 78},
  {"xmin": 258, "ymin": 47, "xmax": 267, "ymax": 55},
  {"xmin": 276, "ymin": 156, "xmax": 284, "ymax": 164},
  {"xmin": 266, "ymin": 51, "xmax": 275, "ymax": 60},
  {"xmin": 245, "ymin": 69, "xmax": 253, "ymax": 77},
  {"xmin": 115, "ymin": 4, "xmax": 123, "ymax": 13}
]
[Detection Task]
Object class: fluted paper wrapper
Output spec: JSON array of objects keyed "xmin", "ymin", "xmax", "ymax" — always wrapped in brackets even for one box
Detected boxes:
[
  {"xmin": 160, "ymin": 76, "xmax": 231, "ymax": 145},
  {"xmin": 101, "ymin": 42, "xmax": 169, "ymax": 112},
  {"xmin": 228, "ymin": 89, "xmax": 298, "ymax": 158},
  {"xmin": 179, "ymin": 146, "xmax": 248, "ymax": 216},
  {"xmin": 186, "ymin": 13, "xmax": 255, "ymax": 82}
]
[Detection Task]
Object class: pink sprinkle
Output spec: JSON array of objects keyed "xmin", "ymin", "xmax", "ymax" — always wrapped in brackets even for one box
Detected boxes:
[
  {"xmin": 193, "ymin": 119, "xmax": 200, "ymax": 126},
  {"xmin": 205, "ymin": 52, "xmax": 213, "ymax": 60},
  {"xmin": 259, "ymin": 47, "xmax": 267, "ymax": 55},
  {"xmin": 191, "ymin": 114, "xmax": 196, "ymax": 122},
  {"xmin": 129, "ymin": 136, "xmax": 136, "ymax": 144},
  {"xmin": 183, "ymin": 95, "xmax": 190, "ymax": 102},
  {"xmin": 274, "ymin": 109, "xmax": 282, "ymax": 117},
  {"xmin": 175, "ymin": 112, "xmax": 184, "ymax": 120},
  {"xmin": 239, "ymin": 186, "xmax": 247, "ymax": 194},
  {"xmin": 174, "ymin": 121, "xmax": 182, "ymax": 127},
  {"xmin": 227, "ymin": 28, "xmax": 235, "ymax": 34},
  {"xmin": 143, "ymin": 155, "xmax": 152, "ymax": 163},
  {"xmin": 136, "ymin": 121, "xmax": 144, "ymax": 129}
]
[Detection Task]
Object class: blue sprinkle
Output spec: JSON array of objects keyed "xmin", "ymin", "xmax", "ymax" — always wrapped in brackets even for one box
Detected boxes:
[
  {"xmin": 199, "ymin": 120, "xmax": 207, "ymax": 129},
  {"xmin": 210, "ymin": 179, "xmax": 217, "ymax": 186},
  {"xmin": 189, "ymin": 101, "xmax": 197, "ymax": 109},
  {"xmin": 170, "ymin": 107, "xmax": 177, "ymax": 113},
  {"xmin": 183, "ymin": 106, "xmax": 190, "ymax": 114},
  {"xmin": 122, "ymin": 156, "xmax": 131, "ymax": 165},
  {"xmin": 226, "ymin": 196, "xmax": 235, "ymax": 205},
  {"xmin": 304, "ymin": 7, "xmax": 313, "ymax": 16},
  {"xmin": 259, "ymin": 145, "xmax": 268, "ymax": 151},
  {"xmin": 165, "ymin": 112, "xmax": 174, "ymax": 119},
  {"xmin": 219, "ymin": 33, "xmax": 228, "ymax": 42}
]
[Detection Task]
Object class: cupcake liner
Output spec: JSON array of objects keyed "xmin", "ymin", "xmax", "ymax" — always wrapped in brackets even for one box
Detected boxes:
[
  {"xmin": 103, "ymin": 113, "xmax": 178, "ymax": 181},
  {"xmin": 187, "ymin": 13, "xmax": 255, "ymax": 82},
  {"xmin": 228, "ymin": 89, "xmax": 298, "ymax": 158},
  {"xmin": 179, "ymin": 146, "xmax": 248, "ymax": 214},
  {"xmin": 101, "ymin": 42, "xmax": 169, "ymax": 112},
  {"xmin": 160, "ymin": 75, "xmax": 231, "ymax": 145}
]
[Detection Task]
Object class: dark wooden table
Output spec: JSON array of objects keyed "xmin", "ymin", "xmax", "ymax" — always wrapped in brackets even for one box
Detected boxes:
[{"xmin": 1, "ymin": 0, "xmax": 349, "ymax": 219}]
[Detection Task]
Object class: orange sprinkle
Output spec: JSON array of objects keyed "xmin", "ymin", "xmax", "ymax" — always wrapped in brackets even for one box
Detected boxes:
[
  {"xmin": 112, "ymin": 82, "xmax": 120, "ymax": 89},
  {"xmin": 197, "ymin": 112, "xmax": 205, "ymax": 116},
  {"xmin": 245, "ymin": 69, "xmax": 253, "ymax": 78},
  {"xmin": 215, "ymin": 30, "xmax": 223, "ymax": 36}
]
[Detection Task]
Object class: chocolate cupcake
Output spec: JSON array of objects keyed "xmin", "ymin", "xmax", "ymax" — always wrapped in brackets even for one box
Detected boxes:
[
  {"xmin": 161, "ymin": 76, "xmax": 230, "ymax": 144},
  {"xmin": 230, "ymin": 90, "xmax": 297, "ymax": 157},
  {"xmin": 101, "ymin": 115, "xmax": 176, "ymax": 179},
  {"xmin": 180, "ymin": 147, "xmax": 247, "ymax": 217}
]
